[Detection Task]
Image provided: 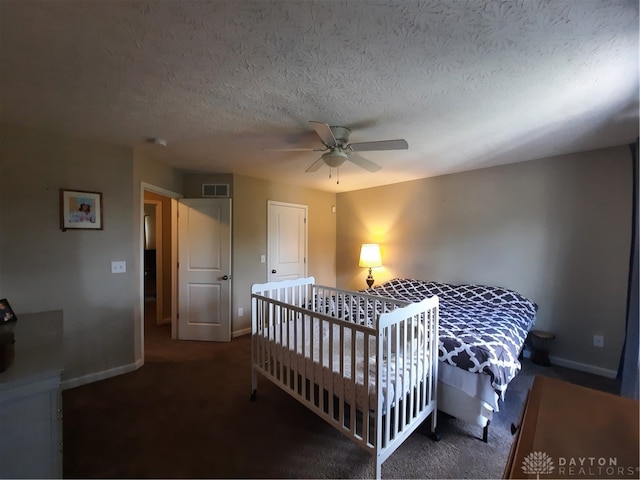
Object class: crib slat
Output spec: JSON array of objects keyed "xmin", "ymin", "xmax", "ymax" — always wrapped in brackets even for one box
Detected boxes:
[
  {"xmin": 339, "ymin": 322, "xmax": 345, "ymax": 429},
  {"xmin": 384, "ymin": 323, "xmax": 391, "ymax": 447},
  {"xmin": 318, "ymin": 317, "xmax": 325, "ymax": 413},
  {"xmin": 400, "ymin": 317, "xmax": 407, "ymax": 431},
  {"xmin": 363, "ymin": 324, "xmax": 371, "ymax": 445},
  {"xmin": 349, "ymin": 322, "xmax": 357, "ymax": 436},
  {"xmin": 327, "ymin": 316, "xmax": 334, "ymax": 420}
]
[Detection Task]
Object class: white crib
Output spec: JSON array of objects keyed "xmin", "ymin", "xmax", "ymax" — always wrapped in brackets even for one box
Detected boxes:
[{"xmin": 250, "ymin": 277, "xmax": 439, "ymax": 479}]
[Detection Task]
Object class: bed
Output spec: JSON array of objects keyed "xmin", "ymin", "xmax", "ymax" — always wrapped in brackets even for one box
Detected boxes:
[
  {"xmin": 250, "ymin": 277, "xmax": 439, "ymax": 479},
  {"xmin": 362, "ymin": 278, "xmax": 538, "ymax": 442}
]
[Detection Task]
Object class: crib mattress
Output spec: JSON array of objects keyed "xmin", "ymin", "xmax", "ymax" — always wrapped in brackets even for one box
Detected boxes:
[{"xmin": 256, "ymin": 315, "xmax": 430, "ymax": 410}]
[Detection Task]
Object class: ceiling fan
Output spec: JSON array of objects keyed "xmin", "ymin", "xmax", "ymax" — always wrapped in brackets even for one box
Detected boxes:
[{"xmin": 273, "ymin": 121, "xmax": 408, "ymax": 174}]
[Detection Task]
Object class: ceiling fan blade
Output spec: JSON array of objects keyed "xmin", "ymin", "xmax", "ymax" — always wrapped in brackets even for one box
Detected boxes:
[
  {"xmin": 348, "ymin": 139, "xmax": 408, "ymax": 152},
  {"xmin": 305, "ymin": 157, "xmax": 325, "ymax": 173},
  {"xmin": 348, "ymin": 154, "xmax": 382, "ymax": 173},
  {"xmin": 264, "ymin": 147, "xmax": 321, "ymax": 152},
  {"xmin": 309, "ymin": 121, "xmax": 338, "ymax": 147}
]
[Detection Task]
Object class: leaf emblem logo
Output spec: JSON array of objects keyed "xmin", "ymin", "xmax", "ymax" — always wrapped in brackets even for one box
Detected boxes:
[{"xmin": 522, "ymin": 451, "xmax": 555, "ymax": 479}]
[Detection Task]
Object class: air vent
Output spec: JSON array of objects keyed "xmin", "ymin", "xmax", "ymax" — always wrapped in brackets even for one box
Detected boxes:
[{"xmin": 202, "ymin": 184, "xmax": 229, "ymax": 197}]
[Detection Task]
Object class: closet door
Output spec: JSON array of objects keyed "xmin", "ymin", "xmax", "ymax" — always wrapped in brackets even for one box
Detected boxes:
[{"xmin": 267, "ymin": 201, "xmax": 307, "ymax": 282}]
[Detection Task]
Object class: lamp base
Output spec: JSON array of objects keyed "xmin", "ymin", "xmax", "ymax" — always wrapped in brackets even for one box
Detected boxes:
[{"xmin": 366, "ymin": 268, "xmax": 374, "ymax": 288}]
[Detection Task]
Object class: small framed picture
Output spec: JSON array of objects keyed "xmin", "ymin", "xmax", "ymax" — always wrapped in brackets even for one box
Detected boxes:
[
  {"xmin": 60, "ymin": 189, "xmax": 103, "ymax": 231},
  {"xmin": 0, "ymin": 299, "xmax": 17, "ymax": 323}
]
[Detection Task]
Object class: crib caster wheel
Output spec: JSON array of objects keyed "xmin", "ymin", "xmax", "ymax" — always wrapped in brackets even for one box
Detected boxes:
[
  {"xmin": 428, "ymin": 431, "xmax": 442, "ymax": 442},
  {"xmin": 250, "ymin": 390, "xmax": 257, "ymax": 401}
]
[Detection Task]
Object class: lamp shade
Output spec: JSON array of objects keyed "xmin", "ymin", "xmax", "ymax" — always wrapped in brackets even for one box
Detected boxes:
[{"xmin": 359, "ymin": 244, "xmax": 382, "ymax": 268}]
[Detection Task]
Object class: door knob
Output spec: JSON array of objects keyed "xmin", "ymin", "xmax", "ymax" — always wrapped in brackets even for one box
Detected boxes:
[
  {"xmin": 271, "ymin": 269, "xmax": 277, "ymax": 274},
  {"xmin": 222, "ymin": 275, "xmax": 230, "ymax": 280}
]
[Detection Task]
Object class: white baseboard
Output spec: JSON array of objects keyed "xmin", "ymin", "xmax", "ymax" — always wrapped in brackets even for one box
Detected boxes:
[
  {"xmin": 523, "ymin": 348, "xmax": 617, "ymax": 379},
  {"xmin": 232, "ymin": 327, "xmax": 251, "ymax": 338},
  {"xmin": 61, "ymin": 344, "xmax": 618, "ymax": 392},
  {"xmin": 549, "ymin": 355, "xmax": 618, "ymax": 379},
  {"xmin": 61, "ymin": 358, "xmax": 144, "ymax": 390},
  {"xmin": 62, "ymin": 330, "xmax": 251, "ymax": 390}
]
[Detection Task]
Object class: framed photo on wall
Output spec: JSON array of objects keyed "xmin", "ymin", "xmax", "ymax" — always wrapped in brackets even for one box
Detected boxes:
[
  {"xmin": 0, "ymin": 298, "xmax": 17, "ymax": 323},
  {"xmin": 60, "ymin": 189, "xmax": 103, "ymax": 231}
]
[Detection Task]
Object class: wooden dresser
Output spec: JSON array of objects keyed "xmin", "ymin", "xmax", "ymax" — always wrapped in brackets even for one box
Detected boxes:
[{"xmin": 504, "ymin": 375, "xmax": 639, "ymax": 479}]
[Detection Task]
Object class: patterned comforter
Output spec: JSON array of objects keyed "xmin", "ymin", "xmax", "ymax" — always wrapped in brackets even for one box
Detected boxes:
[{"xmin": 362, "ymin": 278, "xmax": 537, "ymax": 395}]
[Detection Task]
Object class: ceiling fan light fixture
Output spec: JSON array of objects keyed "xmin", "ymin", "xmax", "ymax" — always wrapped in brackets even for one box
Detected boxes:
[{"xmin": 322, "ymin": 149, "xmax": 348, "ymax": 168}]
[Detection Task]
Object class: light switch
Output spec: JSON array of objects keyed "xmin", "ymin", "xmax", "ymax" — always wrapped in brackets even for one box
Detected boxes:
[
  {"xmin": 260, "ymin": 255, "xmax": 266, "ymax": 263},
  {"xmin": 111, "ymin": 261, "xmax": 126, "ymax": 273}
]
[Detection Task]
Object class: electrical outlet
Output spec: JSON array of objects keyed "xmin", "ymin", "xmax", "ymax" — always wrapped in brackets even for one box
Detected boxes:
[
  {"xmin": 593, "ymin": 335, "xmax": 604, "ymax": 348},
  {"xmin": 237, "ymin": 307, "xmax": 244, "ymax": 317},
  {"xmin": 111, "ymin": 261, "xmax": 126, "ymax": 273}
]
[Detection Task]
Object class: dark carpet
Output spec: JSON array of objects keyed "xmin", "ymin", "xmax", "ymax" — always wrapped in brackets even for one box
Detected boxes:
[{"xmin": 62, "ymin": 300, "xmax": 620, "ymax": 479}]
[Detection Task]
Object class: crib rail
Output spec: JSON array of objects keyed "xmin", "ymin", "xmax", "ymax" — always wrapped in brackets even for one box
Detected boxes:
[{"xmin": 251, "ymin": 277, "xmax": 438, "ymax": 479}]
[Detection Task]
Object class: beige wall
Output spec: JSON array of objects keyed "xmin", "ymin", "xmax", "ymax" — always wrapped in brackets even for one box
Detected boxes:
[
  {"xmin": 0, "ymin": 123, "xmax": 330, "ymax": 385},
  {"xmin": 134, "ymin": 152, "xmax": 184, "ymax": 196},
  {"xmin": 1, "ymin": 123, "xmax": 138, "ymax": 383},
  {"xmin": 2, "ymin": 121, "xmax": 627, "ymax": 384},
  {"xmin": 141, "ymin": 171, "xmax": 336, "ymax": 338},
  {"xmin": 336, "ymin": 146, "xmax": 633, "ymax": 374},
  {"xmin": 232, "ymin": 175, "xmax": 337, "ymax": 334}
]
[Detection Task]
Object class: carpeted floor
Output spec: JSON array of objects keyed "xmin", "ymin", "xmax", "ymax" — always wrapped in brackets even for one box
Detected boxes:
[{"xmin": 62, "ymin": 300, "xmax": 620, "ymax": 479}]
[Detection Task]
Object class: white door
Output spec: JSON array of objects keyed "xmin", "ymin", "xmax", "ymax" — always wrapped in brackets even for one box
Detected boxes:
[
  {"xmin": 267, "ymin": 201, "xmax": 307, "ymax": 282},
  {"xmin": 178, "ymin": 198, "xmax": 231, "ymax": 342}
]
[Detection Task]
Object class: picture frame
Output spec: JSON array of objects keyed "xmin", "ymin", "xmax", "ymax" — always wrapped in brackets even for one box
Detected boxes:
[
  {"xmin": 0, "ymin": 298, "xmax": 17, "ymax": 323},
  {"xmin": 60, "ymin": 189, "xmax": 103, "ymax": 231}
]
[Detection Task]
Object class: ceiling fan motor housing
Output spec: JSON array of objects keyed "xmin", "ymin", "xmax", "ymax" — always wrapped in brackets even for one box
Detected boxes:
[{"xmin": 329, "ymin": 126, "xmax": 351, "ymax": 146}]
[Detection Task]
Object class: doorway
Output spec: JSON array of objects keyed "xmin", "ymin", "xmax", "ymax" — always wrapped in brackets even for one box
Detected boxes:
[
  {"xmin": 139, "ymin": 184, "xmax": 233, "ymax": 363},
  {"xmin": 143, "ymin": 191, "xmax": 174, "ymax": 345}
]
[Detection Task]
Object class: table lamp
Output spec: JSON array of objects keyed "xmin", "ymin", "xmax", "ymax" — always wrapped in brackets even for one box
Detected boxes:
[{"xmin": 359, "ymin": 243, "xmax": 382, "ymax": 288}]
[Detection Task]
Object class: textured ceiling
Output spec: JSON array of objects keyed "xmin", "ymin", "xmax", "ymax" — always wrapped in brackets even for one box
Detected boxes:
[{"xmin": 1, "ymin": 0, "xmax": 638, "ymax": 193}]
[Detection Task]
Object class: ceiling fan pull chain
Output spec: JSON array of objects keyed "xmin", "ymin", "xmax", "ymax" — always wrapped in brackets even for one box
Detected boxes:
[{"xmin": 337, "ymin": 166, "xmax": 340, "ymax": 184}]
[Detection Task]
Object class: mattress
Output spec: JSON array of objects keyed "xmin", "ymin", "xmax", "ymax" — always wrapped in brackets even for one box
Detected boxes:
[
  {"xmin": 256, "ymin": 314, "xmax": 430, "ymax": 410},
  {"xmin": 439, "ymin": 360, "xmax": 499, "ymax": 412},
  {"xmin": 363, "ymin": 278, "xmax": 537, "ymax": 395}
]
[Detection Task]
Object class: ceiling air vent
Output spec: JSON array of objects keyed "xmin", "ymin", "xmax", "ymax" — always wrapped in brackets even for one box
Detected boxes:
[{"xmin": 202, "ymin": 184, "xmax": 229, "ymax": 198}]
